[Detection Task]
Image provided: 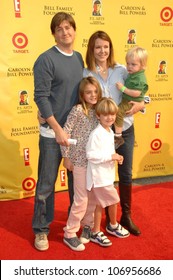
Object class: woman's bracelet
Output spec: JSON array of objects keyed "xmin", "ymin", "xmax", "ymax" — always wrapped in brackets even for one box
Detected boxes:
[{"xmin": 120, "ymin": 86, "xmax": 126, "ymax": 93}]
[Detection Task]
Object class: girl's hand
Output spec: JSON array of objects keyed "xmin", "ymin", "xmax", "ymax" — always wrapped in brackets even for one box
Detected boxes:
[{"xmin": 63, "ymin": 158, "xmax": 74, "ymax": 172}]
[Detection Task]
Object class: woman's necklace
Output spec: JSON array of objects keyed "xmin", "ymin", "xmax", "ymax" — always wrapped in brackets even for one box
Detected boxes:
[{"xmin": 96, "ymin": 64, "xmax": 107, "ymax": 74}]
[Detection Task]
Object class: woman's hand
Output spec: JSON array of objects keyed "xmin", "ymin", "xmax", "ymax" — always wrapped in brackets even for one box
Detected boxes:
[{"xmin": 126, "ymin": 100, "xmax": 145, "ymax": 116}]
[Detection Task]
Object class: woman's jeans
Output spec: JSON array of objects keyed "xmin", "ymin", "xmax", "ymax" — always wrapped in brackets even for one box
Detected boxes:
[
  {"xmin": 32, "ymin": 136, "xmax": 73, "ymax": 235},
  {"xmin": 117, "ymin": 124, "xmax": 134, "ymax": 186}
]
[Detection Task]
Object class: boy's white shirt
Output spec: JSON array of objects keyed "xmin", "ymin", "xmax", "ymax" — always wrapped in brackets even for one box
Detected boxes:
[{"xmin": 86, "ymin": 123, "xmax": 116, "ymax": 190}]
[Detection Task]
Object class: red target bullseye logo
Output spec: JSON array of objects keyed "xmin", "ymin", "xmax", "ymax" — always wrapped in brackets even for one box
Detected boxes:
[
  {"xmin": 160, "ymin": 7, "xmax": 173, "ymax": 22},
  {"xmin": 22, "ymin": 177, "xmax": 36, "ymax": 191},
  {"xmin": 150, "ymin": 139, "xmax": 162, "ymax": 151},
  {"xmin": 12, "ymin": 32, "xmax": 28, "ymax": 49}
]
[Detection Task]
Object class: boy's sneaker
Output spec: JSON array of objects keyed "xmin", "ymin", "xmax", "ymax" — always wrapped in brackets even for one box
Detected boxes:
[
  {"xmin": 90, "ymin": 231, "xmax": 112, "ymax": 247},
  {"xmin": 106, "ymin": 223, "xmax": 130, "ymax": 238},
  {"xmin": 114, "ymin": 136, "xmax": 124, "ymax": 150},
  {"xmin": 34, "ymin": 233, "xmax": 49, "ymax": 251},
  {"xmin": 80, "ymin": 225, "xmax": 91, "ymax": 244},
  {"xmin": 63, "ymin": 237, "xmax": 85, "ymax": 251}
]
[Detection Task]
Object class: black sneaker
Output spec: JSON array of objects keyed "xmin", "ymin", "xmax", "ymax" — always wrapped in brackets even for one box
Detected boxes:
[
  {"xmin": 90, "ymin": 231, "xmax": 112, "ymax": 247},
  {"xmin": 80, "ymin": 225, "xmax": 91, "ymax": 244},
  {"xmin": 63, "ymin": 237, "xmax": 85, "ymax": 251}
]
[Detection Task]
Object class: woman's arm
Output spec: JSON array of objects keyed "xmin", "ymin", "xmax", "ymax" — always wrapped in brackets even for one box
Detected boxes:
[{"xmin": 125, "ymin": 100, "xmax": 145, "ymax": 116}]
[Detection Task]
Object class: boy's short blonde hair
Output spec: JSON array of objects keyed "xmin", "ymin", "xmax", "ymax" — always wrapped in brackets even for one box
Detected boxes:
[
  {"xmin": 95, "ymin": 97, "xmax": 118, "ymax": 116},
  {"xmin": 126, "ymin": 46, "xmax": 148, "ymax": 69}
]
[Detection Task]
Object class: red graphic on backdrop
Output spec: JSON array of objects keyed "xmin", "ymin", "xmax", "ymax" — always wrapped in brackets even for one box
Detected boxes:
[
  {"xmin": 23, "ymin": 148, "xmax": 30, "ymax": 166},
  {"xmin": 14, "ymin": 0, "xmax": 21, "ymax": 18},
  {"xmin": 22, "ymin": 177, "xmax": 36, "ymax": 191},
  {"xmin": 160, "ymin": 7, "xmax": 173, "ymax": 22},
  {"xmin": 12, "ymin": 32, "xmax": 28, "ymax": 49},
  {"xmin": 150, "ymin": 139, "xmax": 162, "ymax": 151},
  {"xmin": 155, "ymin": 112, "xmax": 161, "ymax": 128}
]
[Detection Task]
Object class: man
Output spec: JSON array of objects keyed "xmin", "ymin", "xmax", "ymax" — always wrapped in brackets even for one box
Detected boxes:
[{"xmin": 32, "ymin": 12, "xmax": 83, "ymax": 251}]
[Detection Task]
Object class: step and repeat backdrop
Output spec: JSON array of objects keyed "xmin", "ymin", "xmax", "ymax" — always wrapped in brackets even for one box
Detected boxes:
[{"xmin": 0, "ymin": 0, "xmax": 173, "ymax": 200}]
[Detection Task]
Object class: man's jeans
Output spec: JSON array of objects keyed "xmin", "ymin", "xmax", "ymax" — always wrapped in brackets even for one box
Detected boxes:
[{"xmin": 32, "ymin": 136, "xmax": 73, "ymax": 234}]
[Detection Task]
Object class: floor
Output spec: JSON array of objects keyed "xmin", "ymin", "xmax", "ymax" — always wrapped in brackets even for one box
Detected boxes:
[
  {"xmin": 132, "ymin": 174, "xmax": 173, "ymax": 186},
  {"xmin": 114, "ymin": 174, "xmax": 173, "ymax": 187}
]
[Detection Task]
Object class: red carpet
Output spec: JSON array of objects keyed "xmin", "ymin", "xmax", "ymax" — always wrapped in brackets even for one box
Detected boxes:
[{"xmin": 0, "ymin": 182, "xmax": 173, "ymax": 260}]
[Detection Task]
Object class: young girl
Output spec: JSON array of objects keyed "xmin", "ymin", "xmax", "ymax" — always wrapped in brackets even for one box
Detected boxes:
[
  {"xmin": 61, "ymin": 76, "xmax": 102, "ymax": 251},
  {"xmin": 86, "ymin": 97, "xmax": 130, "ymax": 246}
]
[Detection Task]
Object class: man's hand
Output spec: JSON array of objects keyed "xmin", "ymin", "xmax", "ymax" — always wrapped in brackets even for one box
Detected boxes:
[{"xmin": 55, "ymin": 129, "xmax": 70, "ymax": 146}]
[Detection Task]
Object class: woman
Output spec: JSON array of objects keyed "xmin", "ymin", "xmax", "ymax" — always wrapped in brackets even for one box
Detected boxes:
[{"xmin": 83, "ymin": 31, "xmax": 144, "ymax": 236}]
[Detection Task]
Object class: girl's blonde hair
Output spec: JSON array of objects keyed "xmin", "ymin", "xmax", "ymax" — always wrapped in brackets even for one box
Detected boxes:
[
  {"xmin": 86, "ymin": 31, "xmax": 116, "ymax": 72},
  {"xmin": 79, "ymin": 76, "xmax": 102, "ymax": 116},
  {"xmin": 126, "ymin": 46, "xmax": 148, "ymax": 69},
  {"xmin": 95, "ymin": 97, "xmax": 118, "ymax": 116}
]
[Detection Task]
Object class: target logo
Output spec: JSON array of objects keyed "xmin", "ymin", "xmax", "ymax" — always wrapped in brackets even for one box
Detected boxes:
[
  {"xmin": 22, "ymin": 177, "xmax": 36, "ymax": 191},
  {"xmin": 12, "ymin": 32, "xmax": 28, "ymax": 49},
  {"xmin": 150, "ymin": 139, "xmax": 162, "ymax": 151},
  {"xmin": 160, "ymin": 7, "xmax": 173, "ymax": 22}
]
